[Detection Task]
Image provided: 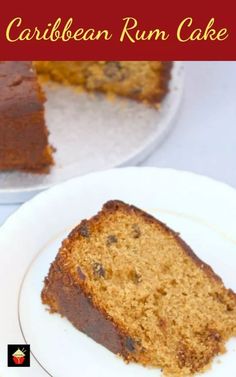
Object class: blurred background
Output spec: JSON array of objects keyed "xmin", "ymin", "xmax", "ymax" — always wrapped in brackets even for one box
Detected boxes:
[{"xmin": 144, "ymin": 61, "xmax": 236, "ymax": 185}]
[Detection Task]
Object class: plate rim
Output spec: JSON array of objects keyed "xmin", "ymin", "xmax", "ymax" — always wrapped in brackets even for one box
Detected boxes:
[
  {"xmin": 1, "ymin": 166, "xmax": 236, "ymax": 377},
  {"xmin": 1, "ymin": 166, "xmax": 236, "ymax": 233}
]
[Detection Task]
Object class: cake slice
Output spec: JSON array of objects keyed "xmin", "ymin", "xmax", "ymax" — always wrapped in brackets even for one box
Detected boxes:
[
  {"xmin": 0, "ymin": 61, "xmax": 53, "ymax": 172},
  {"xmin": 42, "ymin": 200, "xmax": 236, "ymax": 376}
]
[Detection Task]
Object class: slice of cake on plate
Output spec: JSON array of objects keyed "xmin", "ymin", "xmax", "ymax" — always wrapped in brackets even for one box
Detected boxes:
[{"xmin": 42, "ymin": 200, "xmax": 236, "ymax": 377}]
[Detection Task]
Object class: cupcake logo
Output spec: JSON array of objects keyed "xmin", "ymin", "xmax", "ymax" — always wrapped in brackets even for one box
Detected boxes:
[
  {"xmin": 12, "ymin": 348, "xmax": 26, "ymax": 365},
  {"xmin": 8, "ymin": 344, "xmax": 30, "ymax": 367}
]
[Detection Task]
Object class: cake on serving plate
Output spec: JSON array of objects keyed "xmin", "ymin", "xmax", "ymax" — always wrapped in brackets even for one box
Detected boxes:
[
  {"xmin": 0, "ymin": 61, "xmax": 172, "ymax": 173},
  {"xmin": 42, "ymin": 200, "xmax": 236, "ymax": 377}
]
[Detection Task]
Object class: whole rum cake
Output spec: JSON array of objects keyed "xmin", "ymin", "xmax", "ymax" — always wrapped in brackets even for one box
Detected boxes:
[
  {"xmin": 0, "ymin": 61, "xmax": 172, "ymax": 173},
  {"xmin": 42, "ymin": 200, "xmax": 236, "ymax": 377}
]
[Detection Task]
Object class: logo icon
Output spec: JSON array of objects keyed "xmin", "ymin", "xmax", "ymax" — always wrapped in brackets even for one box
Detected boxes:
[
  {"xmin": 8, "ymin": 344, "xmax": 30, "ymax": 367},
  {"xmin": 12, "ymin": 348, "xmax": 25, "ymax": 365}
]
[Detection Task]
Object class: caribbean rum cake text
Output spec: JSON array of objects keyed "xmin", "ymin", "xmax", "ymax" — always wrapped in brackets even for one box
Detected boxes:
[{"xmin": 5, "ymin": 16, "xmax": 229, "ymax": 43}]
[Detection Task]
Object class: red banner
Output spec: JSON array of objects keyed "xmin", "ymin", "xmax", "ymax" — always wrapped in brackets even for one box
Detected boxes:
[{"xmin": 0, "ymin": 0, "xmax": 235, "ymax": 60}]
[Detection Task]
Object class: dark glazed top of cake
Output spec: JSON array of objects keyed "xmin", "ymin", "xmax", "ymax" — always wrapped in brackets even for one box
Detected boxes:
[{"xmin": 0, "ymin": 61, "xmax": 45, "ymax": 115}]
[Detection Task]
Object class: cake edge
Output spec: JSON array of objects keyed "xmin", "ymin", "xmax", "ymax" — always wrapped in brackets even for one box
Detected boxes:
[{"xmin": 0, "ymin": 61, "xmax": 54, "ymax": 173}]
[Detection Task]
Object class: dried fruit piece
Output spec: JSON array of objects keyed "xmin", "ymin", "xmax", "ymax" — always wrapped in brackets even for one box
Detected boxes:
[
  {"xmin": 104, "ymin": 61, "xmax": 127, "ymax": 81},
  {"xmin": 131, "ymin": 224, "xmax": 141, "ymax": 238},
  {"xmin": 79, "ymin": 222, "xmax": 90, "ymax": 238},
  {"xmin": 93, "ymin": 262, "xmax": 106, "ymax": 278},
  {"xmin": 133, "ymin": 271, "xmax": 142, "ymax": 283},
  {"xmin": 77, "ymin": 266, "xmax": 86, "ymax": 281},
  {"xmin": 107, "ymin": 235, "xmax": 118, "ymax": 246},
  {"xmin": 125, "ymin": 337, "xmax": 136, "ymax": 352}
]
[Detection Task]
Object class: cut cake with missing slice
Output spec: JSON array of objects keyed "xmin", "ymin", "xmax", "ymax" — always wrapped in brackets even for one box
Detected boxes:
[
  {"xmin": 0, "ymin": 61, "xmax": 171, "ymax": 172},
  {"xmin": 42, "ymin": 200, "xmax": 236, "ymax": 376}
]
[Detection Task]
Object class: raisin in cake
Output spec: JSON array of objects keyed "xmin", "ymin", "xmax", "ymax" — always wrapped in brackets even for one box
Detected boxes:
[{"xmin": 42, "ymin": 200, "xmax": 236, "ymax": 376}]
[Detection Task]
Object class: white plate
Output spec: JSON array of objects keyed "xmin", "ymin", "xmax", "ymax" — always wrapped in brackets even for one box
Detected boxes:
[
  {"xmin": 0, "ymin": 62, "xmax": 184, "ymax": 204},
  {"xmin": 0, "ymin": 167, "xmax": 236, "ymax": 377}
]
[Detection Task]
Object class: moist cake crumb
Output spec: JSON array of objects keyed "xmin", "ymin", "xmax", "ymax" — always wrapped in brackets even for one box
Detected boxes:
[{"xmin": 41, "ymin": 200, "xmax": 236, "ymax": 376}]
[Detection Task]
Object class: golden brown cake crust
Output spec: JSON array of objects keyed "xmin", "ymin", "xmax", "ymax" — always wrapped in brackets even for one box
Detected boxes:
[
  {"xmin": 42, "ymin": 200, "xmax": 236, "ymax": 376},
  {"xmin": 0, "ymin": 61, "xmax": 53, "ymax": 173}
]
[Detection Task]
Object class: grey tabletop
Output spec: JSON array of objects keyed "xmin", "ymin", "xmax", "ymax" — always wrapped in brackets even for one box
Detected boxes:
[{"xmin": 0, "ymin": 61, "xmax": 235, "ymax": 226}]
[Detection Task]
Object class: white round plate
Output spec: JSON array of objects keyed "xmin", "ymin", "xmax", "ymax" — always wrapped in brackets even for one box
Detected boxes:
[
  {"xmin": 1, "ymin": 167, "xmax": 236, "ymax": 377},
  {"xmin": 0, "ymin": 62, "xmax": 183, "ymax": 204}
]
